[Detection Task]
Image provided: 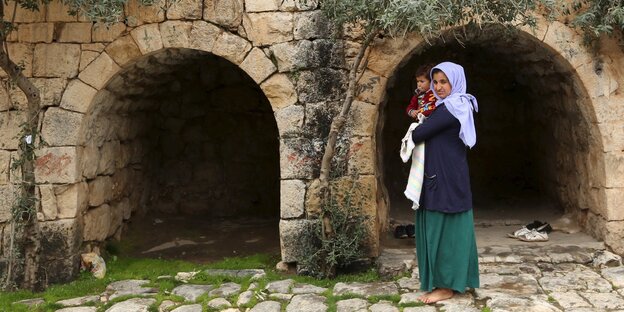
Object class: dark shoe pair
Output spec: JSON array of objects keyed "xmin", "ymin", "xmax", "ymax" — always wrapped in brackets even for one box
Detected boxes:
[
  {"xmin": 394, "ymin": 224, "xmax": 415, "ymax": 239},
  {"xmin": 526, "ymin": 220, "xmax": 552, "ymax": 234}
]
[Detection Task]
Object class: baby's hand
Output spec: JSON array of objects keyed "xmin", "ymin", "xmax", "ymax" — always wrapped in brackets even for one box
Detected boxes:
[{"xmin": 409, "ymin": 110, "xmax": 418, "ymax": 118}]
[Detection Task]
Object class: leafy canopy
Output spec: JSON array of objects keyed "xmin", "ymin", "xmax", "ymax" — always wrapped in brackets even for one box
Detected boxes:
[
  {"xmin": 322, "ymin": 0, "xmax": 559, "ymax": 39},
  {"xmin": 322, "ymin": 0, "xmax": 623, "ymax": 41},
  {"xmin": 3, "ymin": 0, "xmax": 158, "ymax": 24}
]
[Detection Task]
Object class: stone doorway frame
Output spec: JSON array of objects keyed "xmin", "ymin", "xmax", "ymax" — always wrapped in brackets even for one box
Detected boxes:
[
  {"xmin": 34, "ymin": 21, "xmax": 302, "ymax": 258},
  {"xmin": 367, "ymin": 19, "xmax": 624, "ymax": 254}
]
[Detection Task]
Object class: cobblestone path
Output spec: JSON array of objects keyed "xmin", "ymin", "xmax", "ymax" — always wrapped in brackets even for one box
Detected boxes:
[{"xmin": 12, "ymin": 245, "xmax": 624, "ymax": 312}]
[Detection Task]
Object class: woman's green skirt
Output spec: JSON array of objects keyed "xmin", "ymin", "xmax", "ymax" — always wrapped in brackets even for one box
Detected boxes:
[{"xmin": 415, "ymin": 208, "xmax": 480, "ymax": 293}]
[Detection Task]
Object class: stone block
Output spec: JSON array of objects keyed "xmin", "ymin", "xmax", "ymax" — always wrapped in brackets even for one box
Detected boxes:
[
  {"xmin": 355, "ymin": 70, "xmax": 386, "ymax": 105},
  {"xmin": 83, "ymin": 204, "xmax": 111, "ymax": 241},
  {"xmin": 189, "ymin": 21, "xmax": 222, "ymax": 52},
  {"xmin": 82, "ymin": 43, "xmax": 106, "ymax": 52},
  {"xmin": 204, "ymin": 0, "xmax": 244, "ymax": 29},
  {"xmin": 124, "ymin": 0, "xmax": 166, "ymax": 26},
  {"xmin": 270, "ymin": 41, "xmax": 305, "ymax": 72},
  {"xmin": 0, "ymin": 111, "xmax": 25, "ymax": 149},
  {"xmin": 275, "ymin": 104, "xmax": 304, "ymax": 134},
  {"xmin": 160, "ymin": 21, "xmax": 192, "ymax": 48},
  {"xmin": 17, "ymin": 23, "xmax": 54, "ymax": 43},
  {"xmin": 261, "ymin": 73, "xmax": 297, "ymax": 110},
  {"xmin": 0, "ymin": 150, "xmax": 10, "ymax": 184},
  {"xmin": 347, "ymin": 100, "xmax": 377, "ymax": 136},
  {"xmin": 60, "ymin": 79, "xmax": 98, "ymax": 113},
  {"xmin": 280, "ymin": 0, "xmax": 318, "ymax": 11},
  {"xmin": 92, "ymin": 22, "xmax": 126, "ymax": 42},
  {"xmin": 280, "ymin": 179, "xmax": 306, "ymax": 219},
  {"xmin": 347, "ymin": 136, "xmax": 374, "ymax": 175},
  {"xmin": 605, "ymin": 188, "xmax": 624, "ymax": 221},
  {"xmin": 4, "ymin": 2, "xmax": 46, "ymax": 22},
  {"xmin": 240, "ymin": 48, "xmax": 276, "ymax": 83},
  {"xmin": 605, "ymin": 152, "xmax": 624, "ymax": 188},
  {"xmin": 0, "ymin": 83, "xmax": 9, "ymax": 111},
  {"xmin": 39, "ymin": 185, "xmax": 58, "ymax": 221},
  {"xmin": 279, "ymin": 219, "xmax": 316, "ymax": 262},
  {"xmin": 243, "ymin": 12, "xmax": 294, "ymax": 46},
  {"xmin": 41, "ymin": 108, "xmax": 84, "ymax": 146},
  {"xmin": 33, "ymin": 78, "xmax": 67, "ymax": 107},
  {"xmin": 1, "ymin": 43, "xmax": 34, "ymax": 78},
  {"xmin": 598, "ymin": 122, "xmax": 624, "ymax": 153},
  {"xmin": 212, "ymin": 31, "xmax": 251, "ymax": 64},
  {"xmin": 297, "ymin": 68, "xmax": 346, "ymax": 103},
  {"xmin": 279, "ymin": 138, "xmax": 316, "ymax": 179},
  {"xmin": 81, "ymin": 143, "xmax": 99, "ymax": 179},
  {"xmin": 98, "ymin": 140, "xmax": 121, "ymax": 175},
  {"xmin": 0, "ymin": 186, "xmax": 14, "ymax": 222},
  {"xmin": 109, "ymin": 200, "xmax": 124, "ymax": 237},
  {"xmin": 45, "ymin": 2, "xmax": 77, "ymax": 22},
  {"xmin": 78, "ymin": 52, "xmax": 121, "ymax": 90},
  {"xmin": 294, "ymin": 10, "xmax": 332, "ymax": 40},
  {"xmin": 167, "ymin": 0, "xmax": 202, "ymax": 19},
  {"xmin": 80, "ymin": 50, "xmax": 100, "ymax": 71},
  {"xmin": 55, "ymin": 182, "xmax": 88, "ymax": 219},
  {"xmin": 8, "ymin": 151, "xmax": 22, "ymax": 183},
  {"xmin": 33, "ymin": 43, "xmax": 81, "ymax": 78},
  {"xmin": 88, "ymin": 175, "xmax": 113, "ymax": 207},
  {"xmin": 131, "ymin": 24, "xmax": 163, "ymax": 54},
  {"xmin": 246, "ymin": 0, "xmax": 279, "ymax": 12},
  {"xmin": 105, "ymin": 35, "xmax": 141, "ymax": 67},
  {"xmin": 57, "ymin": 23, "xmax": 92, "ymax": 43},
  {"xmin": 40, "ymin": 218, "xmax": 82, "ymax": 256},
  {"xmin": 34, "ymin": 147, "xmax": 81, "ymax": 184}
]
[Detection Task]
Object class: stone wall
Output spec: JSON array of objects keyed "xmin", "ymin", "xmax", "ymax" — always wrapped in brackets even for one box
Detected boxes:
[{"xmin": 1, "ymin": 0, "xmax": 624, "ymax": 288}]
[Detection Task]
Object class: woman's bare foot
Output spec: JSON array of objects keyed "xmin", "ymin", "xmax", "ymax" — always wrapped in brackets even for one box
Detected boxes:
[
  {"xmin": 421, "ymin": 288, "xmax": 454, "ymax": 304},
  {"xmin": 417, "ymin": 291, "xmax": 431, "ymax": 302}
]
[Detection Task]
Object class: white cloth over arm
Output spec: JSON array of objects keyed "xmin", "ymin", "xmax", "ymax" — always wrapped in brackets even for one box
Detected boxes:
[{"xmin": 400, "ymin": 118, "xmax": 426, "ymax": 210}]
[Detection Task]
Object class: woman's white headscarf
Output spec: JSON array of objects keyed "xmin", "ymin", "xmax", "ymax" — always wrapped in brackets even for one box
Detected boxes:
[{"xmin": 430, "ymin": 62, "xmax": 479, "ymax": 148}]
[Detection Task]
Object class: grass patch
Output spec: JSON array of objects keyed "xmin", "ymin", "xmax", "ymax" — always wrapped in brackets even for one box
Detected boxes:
[
  {"xmin": 0, "ymin": 253, "xmax": 383, "ymax": 311},
  {"xmin": 366, "ymin": 294, "xmax": 401, "ymax": 304}
]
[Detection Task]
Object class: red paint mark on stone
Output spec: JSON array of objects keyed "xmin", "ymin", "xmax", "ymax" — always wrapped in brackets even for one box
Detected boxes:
[{"xmin": 35, "ymin": 152, "xmax": 72, "ymax": 175}]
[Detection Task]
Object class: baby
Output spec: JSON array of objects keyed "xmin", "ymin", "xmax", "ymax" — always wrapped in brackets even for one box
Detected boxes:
[{"xmin": 406, "ymin": 63, "xmax": 437, "ymax": 119}]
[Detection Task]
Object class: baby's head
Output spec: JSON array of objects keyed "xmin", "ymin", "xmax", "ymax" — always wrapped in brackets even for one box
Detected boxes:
[{"xmin": 414, "ymin": 63, "xmax": 434, "ymax": 93}]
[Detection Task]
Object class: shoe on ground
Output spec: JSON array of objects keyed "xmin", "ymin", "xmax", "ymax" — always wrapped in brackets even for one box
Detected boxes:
[
  {"xmin": 518, "ymin": 229, "xmax": 549, "ymax": 242},
  {"xmin": 507, "ymin": 226, "xmax": 532, "ymax": 239},
  {"xmin": 405, "ymin": 224, "xmax": 415, "ymax": 238},
  {"xmin": 394, "ymin": 225, "xmax": 408, "ymax": 239}
]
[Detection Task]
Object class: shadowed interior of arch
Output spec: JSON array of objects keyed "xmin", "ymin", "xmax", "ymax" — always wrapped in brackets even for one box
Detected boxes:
[
  {"xmin": 379, "ymin": 27, "xmax": 602, "ymax": 247},
  {"xmin": 81, "ymin": 48, "xmax": 280, "ymax": 262}
]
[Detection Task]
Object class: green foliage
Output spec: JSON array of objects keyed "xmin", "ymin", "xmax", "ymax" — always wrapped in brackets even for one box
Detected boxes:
[
  {"xmin": 569, "ymin": 0, "xmax": 624, "ymax": 38},
  {"xmin": 299, "ymin": 179, "xmax": 370, "ymax": 278},
  {"xmin": 321, "ymin": 0, "xmax": 559, "ymax": 40}
]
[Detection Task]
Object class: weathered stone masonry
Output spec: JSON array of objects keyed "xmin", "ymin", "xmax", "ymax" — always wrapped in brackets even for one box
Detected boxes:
[{"xmin": 0, "ymin": 0, "xmax": 623, "ymax": 287}]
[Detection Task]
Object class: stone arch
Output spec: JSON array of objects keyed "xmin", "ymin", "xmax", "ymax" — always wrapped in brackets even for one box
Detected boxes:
[
  {"xmin": 37, "ymin": 22, "xmax": 301, "ymax": 255},
  {"xmin": 369, "ymin": 20, "xmax": 624, "ymax": 252}
]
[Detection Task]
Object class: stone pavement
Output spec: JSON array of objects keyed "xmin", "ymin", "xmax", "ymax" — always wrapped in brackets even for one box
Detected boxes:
[{"xmin": 13, "ymin": 246, "xmax": 624, "ymax": 311}]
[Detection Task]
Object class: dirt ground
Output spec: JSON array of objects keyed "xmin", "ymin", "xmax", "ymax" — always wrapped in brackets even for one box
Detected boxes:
[
  {"xmin": 116, "ymin": 192, "xmax": 588, "ymax": 263},
  {"xmin": 117, "ymin": 212, "xmax": 281, "ymax": 263}
]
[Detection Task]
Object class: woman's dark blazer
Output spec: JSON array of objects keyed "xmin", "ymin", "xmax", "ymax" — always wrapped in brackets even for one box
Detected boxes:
[{"xmin": 412, "ymin": 104, "xmax": 472, "ymax": 213}]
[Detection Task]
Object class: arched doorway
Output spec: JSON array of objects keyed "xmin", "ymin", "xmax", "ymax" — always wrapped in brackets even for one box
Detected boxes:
[
  {"xmin": 378, "ymin": 26, "xmax": 603, "ymax": 240},
  {"xmin": 79, "ymin": 48, "xmax": 281, "ymax": 261}
]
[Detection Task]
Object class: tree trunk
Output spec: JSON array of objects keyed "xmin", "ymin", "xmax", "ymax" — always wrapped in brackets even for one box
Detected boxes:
[
  {"xmin": 0, "ymin": 3, "xmax": 42, "ymax": 290},
  {"xmin": 317, "ymin": 30, "xmax": 377, "ymax": 277}
]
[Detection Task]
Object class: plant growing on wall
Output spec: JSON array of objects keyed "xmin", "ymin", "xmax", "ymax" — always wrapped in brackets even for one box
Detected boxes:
[
  {"xmin": 313, "ymin": 0, "xmax": 560, "ymax": 278},
  {"xmin": 0, "ymin": 0, "xmax": 163, "ymax": 291}
]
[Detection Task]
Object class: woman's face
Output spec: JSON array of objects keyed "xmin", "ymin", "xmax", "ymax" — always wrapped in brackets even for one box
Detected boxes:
[{"xmin": 432, "ymin": 71, "xmax": 452, "ymax": 99}]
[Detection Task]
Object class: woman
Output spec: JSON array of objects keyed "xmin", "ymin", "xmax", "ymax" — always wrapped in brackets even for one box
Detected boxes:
[{"xmin": 411, "ymin": 62, "xmax": 480, "ymax": 303}]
